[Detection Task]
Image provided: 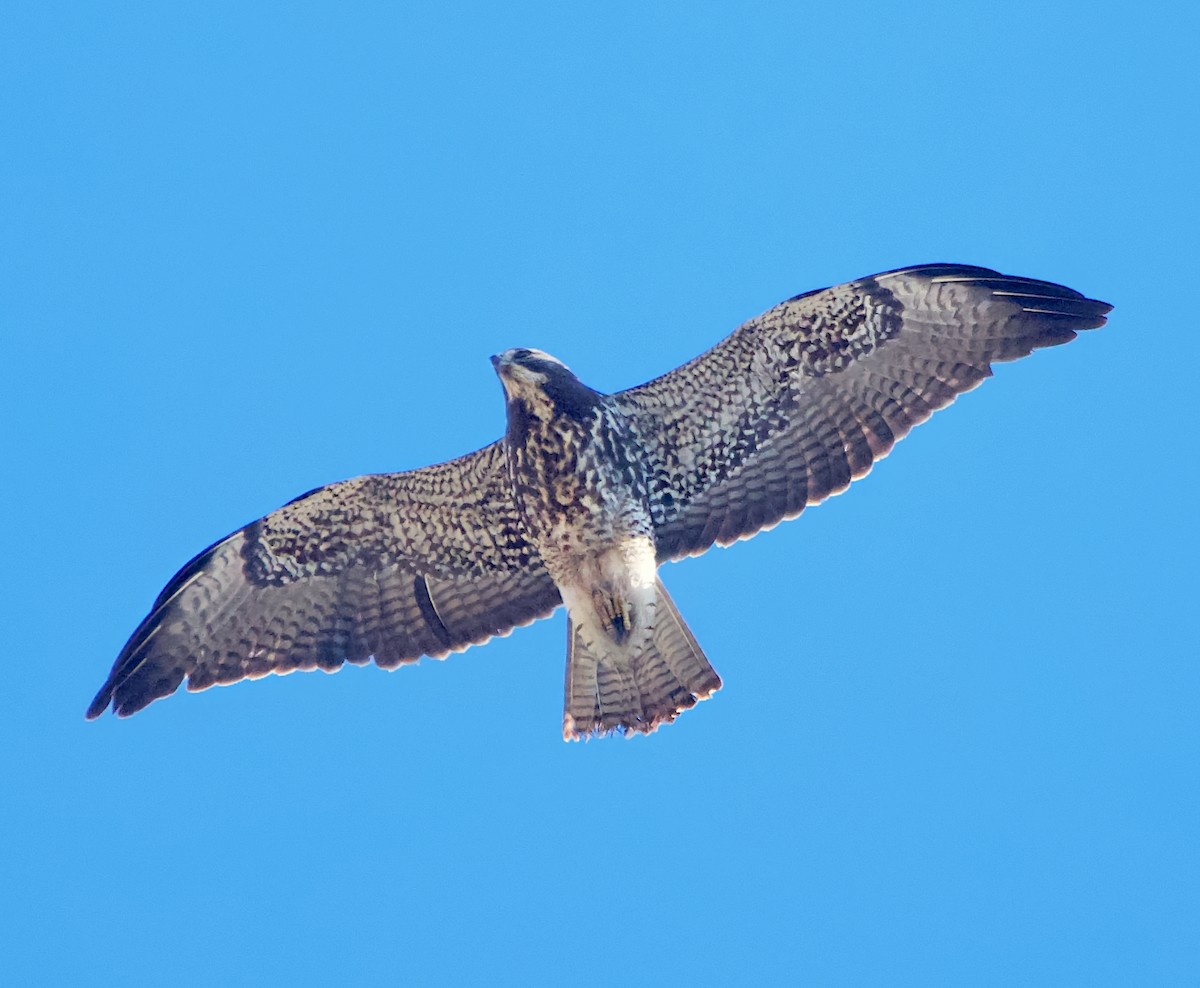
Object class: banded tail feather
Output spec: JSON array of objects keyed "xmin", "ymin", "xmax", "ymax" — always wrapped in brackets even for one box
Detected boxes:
[{"xmin": 563, "ymin": 578, "xmax": 721, "ymax": 740}]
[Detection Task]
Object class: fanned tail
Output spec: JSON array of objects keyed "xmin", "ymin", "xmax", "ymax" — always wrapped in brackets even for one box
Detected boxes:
[{"xmin": 563, "ymin": 578, "xmax": 721, "ymax": 740}]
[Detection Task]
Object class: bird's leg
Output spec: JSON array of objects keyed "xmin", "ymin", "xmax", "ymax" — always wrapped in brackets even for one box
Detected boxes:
[{"xmin": 590, "ymin": 587, "xmax": 634, "ymax": 645}]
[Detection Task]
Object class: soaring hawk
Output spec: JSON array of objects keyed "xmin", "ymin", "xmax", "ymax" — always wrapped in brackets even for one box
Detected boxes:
[{"xmin": 87, "ymin": 264, "xmax": 1110, "ymax": 739}]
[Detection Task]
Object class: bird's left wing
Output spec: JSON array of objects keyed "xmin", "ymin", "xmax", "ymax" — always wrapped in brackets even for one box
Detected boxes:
[
  {"xmin": 87, "ymin": 441, "xmax": 560, "ymax": 718},
  {"xmin": 609, "ymin": 264, "xmax": 1111, "ymax": 562}
]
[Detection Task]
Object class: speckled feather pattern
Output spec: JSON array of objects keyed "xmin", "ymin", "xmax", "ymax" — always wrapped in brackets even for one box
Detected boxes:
[
  {"xmin": 612, "ymin": 265, "xmax": 1110, "ymax": 560},
  {"xmin": 505, "ymin": 394, "xmax": 655, "ymax": 583},
  {"xmin": 88, "ymin": 264, "xmax": 1110, "ymax": 729},
  {"xmin": 498, "ymin": 376, "xmax": 719, "ymax": 738},
  {"xmin": 245, "ymin": 443, "xmax": 537, "ymax": 583},
  {"xmin": 88, "ymin": 443, "xmax": 560, "ymax": 717}
]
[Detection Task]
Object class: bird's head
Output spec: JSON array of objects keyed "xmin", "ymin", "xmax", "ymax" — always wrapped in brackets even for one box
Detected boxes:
[
  {"xmin": 491, "ymin": 348, "xmax": 572, "ymax": 393},
  {"xmin": 491, "ymin": 348, "xmax": 602, "ymax": 427}
]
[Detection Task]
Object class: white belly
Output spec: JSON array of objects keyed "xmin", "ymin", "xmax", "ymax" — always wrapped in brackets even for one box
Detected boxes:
[{"xmin": 549, "ymin": 533, "xmax": 658, "ymax": 660}]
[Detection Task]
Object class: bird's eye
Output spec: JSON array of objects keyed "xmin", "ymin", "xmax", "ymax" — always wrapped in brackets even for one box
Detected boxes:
[{"xmin": 513, "ymin": 348, "xmax": 533, "ymax": 361}]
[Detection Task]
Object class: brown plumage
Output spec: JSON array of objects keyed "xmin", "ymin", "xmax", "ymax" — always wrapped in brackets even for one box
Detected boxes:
[{"xmin": 87, "ymin": 264, "xmax": 1111, "ymax": 738}]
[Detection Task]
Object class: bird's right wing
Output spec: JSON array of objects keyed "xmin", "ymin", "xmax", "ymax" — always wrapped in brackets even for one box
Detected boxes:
[
  {"xmin": 610, "ymin": 264, "xmax": 1111, "ymax": 562},
  {"xmin": 87, "ymin": 441, "xmax": 561, "ymax": 718}
]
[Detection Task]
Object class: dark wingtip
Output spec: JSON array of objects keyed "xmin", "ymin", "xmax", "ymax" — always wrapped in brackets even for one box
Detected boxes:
[
  {"xmin": 86, "ymin": 527, "xmax": 246, "ymax": 724},
  {"xmin": 1091, "ymin": 298, "xmax": 1114, "ymax": 324},
  {"xmin": 913, "ymin": 263, "xmax": 1112, "ymax": 332},
  {"xmin": 85, "ymin": 685, "xmax": 114, "ymax": 720}
]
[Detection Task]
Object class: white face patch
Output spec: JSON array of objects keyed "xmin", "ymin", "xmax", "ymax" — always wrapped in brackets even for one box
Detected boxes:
[
  {"xmin": 501, "ymin": 361, "xmax": 548, "ymax": 388},
  {"xmin": 494, "ymin": 348, "xmax": 575, "ymax": 403}
]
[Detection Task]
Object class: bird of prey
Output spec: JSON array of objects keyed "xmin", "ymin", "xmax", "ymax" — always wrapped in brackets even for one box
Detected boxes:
[{"xmin": 87, "ymin": 264, "xmax": 1110, "ymax": 739}]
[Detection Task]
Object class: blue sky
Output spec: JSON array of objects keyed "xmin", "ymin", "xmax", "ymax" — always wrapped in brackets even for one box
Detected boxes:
[{"xmin": 3, "ymin": 2, "xmax": 1196, "ymax": 984}]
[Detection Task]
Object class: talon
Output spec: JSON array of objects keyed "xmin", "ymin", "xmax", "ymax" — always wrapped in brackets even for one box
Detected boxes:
[{"xmin": 591, "ymin": 589, "xmax": 633, "ymax": 644}]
